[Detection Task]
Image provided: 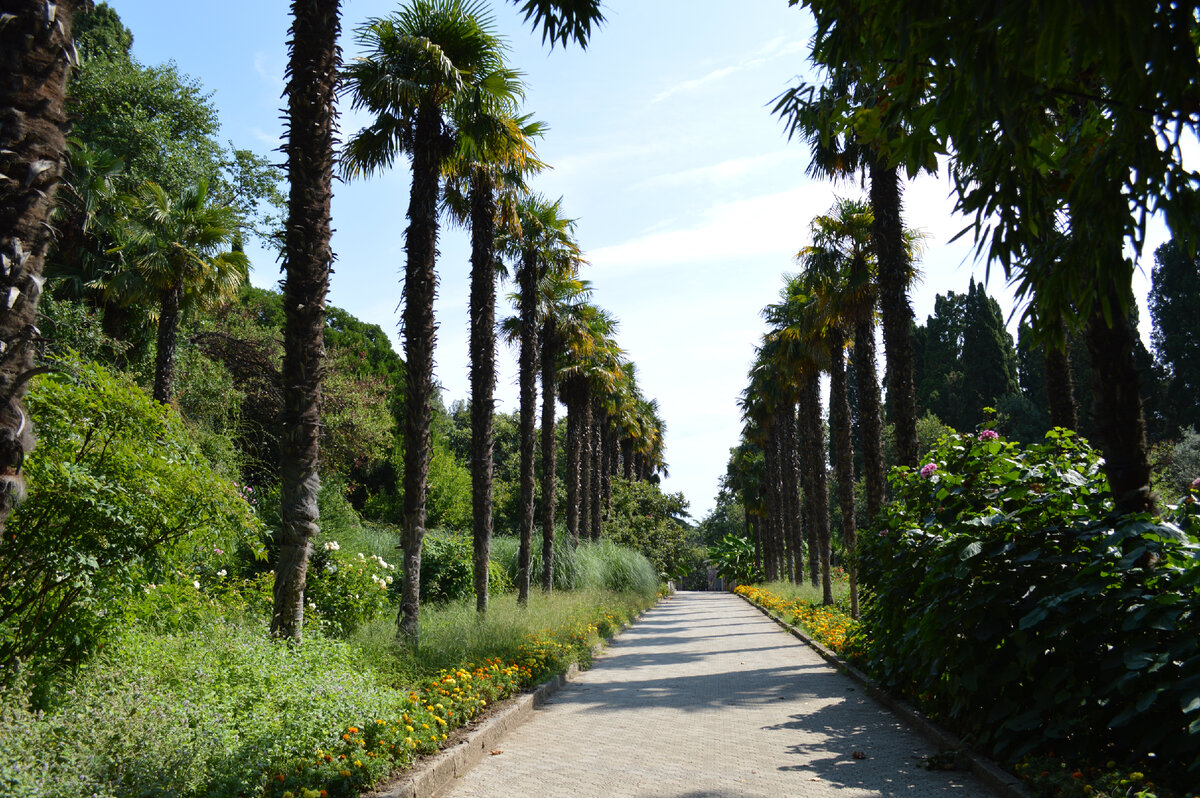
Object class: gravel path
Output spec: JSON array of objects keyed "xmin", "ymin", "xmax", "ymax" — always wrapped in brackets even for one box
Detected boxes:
[{"xmin": 437, "ymin": 591, "xmax": 999, "ymax": 798}]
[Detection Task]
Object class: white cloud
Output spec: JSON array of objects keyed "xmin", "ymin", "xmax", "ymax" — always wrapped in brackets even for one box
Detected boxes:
[
  {"xmin": 634, "ymin": 149, "xmax": 810, "ymax": 190},
  {"xmin": 651, "ymin": 37, "xmax": 808, "ymax": 104}
]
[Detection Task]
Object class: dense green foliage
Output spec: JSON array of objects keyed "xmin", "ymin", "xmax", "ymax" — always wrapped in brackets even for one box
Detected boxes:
[
  {"xmin": 0, "ymin": 355, "xmax": 262, "ymax": 695},
  {"xmin": 603, "ymin": 477, "xmax": 701, "ymax": 580},
  {"xmin": 706, "ymin": 533, "xmax": 760, "ymax": 586},
  {"xmin": 1150, "ymin": 240, "xmax": 1200, "ymax": 431},
  {"xmin": 858, "ymin": 430, "xmax": 1200, "ymax": 780}
]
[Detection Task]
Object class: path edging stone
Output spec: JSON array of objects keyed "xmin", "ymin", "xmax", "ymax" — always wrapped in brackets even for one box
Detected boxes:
[
  {"xmin": 364, "ymin": 596, "xmax": 665, "ymax": 798},
  {"xmin": 738, "ymin": 593, "xmax": 1031, "ymax": 798}
]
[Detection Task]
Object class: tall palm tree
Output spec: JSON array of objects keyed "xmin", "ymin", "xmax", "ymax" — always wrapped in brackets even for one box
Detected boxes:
[
  {"xmin": 270, "ymin": 0, "xmax": 342, "ymax": 641},
  {"xmin": 0, "ymin": 0, "xmax": 80, "ymax": 533},
  {"xmin": 775, "ymin": 68, "xmax": 924, "ymax": 469},
  {"xmin": 112, "ymin": 180, "xmax": 248, "ymax": 403},
  {"xmin": 342, "ymin": 0, "xmax": 515, "ymax": 642},
  {"xmin": 537, "ymin": 269, "xmax": 588, "ymax": 591},
  {"xmin": 444, "ymin": 102, "xmax": 545, "ymax": 614},
  {"xmin": 499, "ymin": 193, "xmax": 579, "ymax": 604}
]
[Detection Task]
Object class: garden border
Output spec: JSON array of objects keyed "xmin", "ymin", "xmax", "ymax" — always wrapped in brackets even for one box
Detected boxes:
[
  {"xmin": 737, "ymin": 592, "xmax": 1031, "ymax": 798},
  {"xmin": 363, "ymin": 593, "xmax": 667, "ymax": 798}
]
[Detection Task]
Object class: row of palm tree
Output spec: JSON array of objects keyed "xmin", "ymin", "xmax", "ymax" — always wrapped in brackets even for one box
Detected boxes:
[
  {"xmin": 337, "ymin": 0, "xmax": 662, "ymax": 642},
  {"xmin": 732, "ymin": 197, "xmax": 922, "ymax": 618}
]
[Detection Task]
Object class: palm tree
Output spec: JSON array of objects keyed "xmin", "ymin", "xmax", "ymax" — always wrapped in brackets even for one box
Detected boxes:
[
  {"xmin": 443, "ymin": 101, "xmax": 545, "ymax": 614},
  {"xmin": 270, "ymin": 0, "xmax": 342, "ymax": 641},
  {"xmin": 499, "ymin": 193, "xmax": 580, "ymax": 604},
  {"xmin": 0, "ymin": 0, "xmax": 79, "ymax": 533},
  {"xmin": 112, "ymin": 180, "xmax": 248, "ymax": 403},
  {"xmin": 537, "ymin": 270, "xmax": 588, "ymax": 590},
  {"xmin": 342, "ymin": 0, "xmax": 515, "ymax": 642},
  {"xmin": 775, "ymin": 68, "xmax": 924, "ymax": 469}
]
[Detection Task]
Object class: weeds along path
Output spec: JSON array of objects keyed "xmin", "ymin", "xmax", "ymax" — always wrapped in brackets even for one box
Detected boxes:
[{"xmin": 437, "ymin": 590, "xmax": 997, "ymax": 798}]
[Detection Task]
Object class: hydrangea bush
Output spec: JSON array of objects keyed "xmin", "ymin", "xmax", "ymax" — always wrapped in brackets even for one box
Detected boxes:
[{"xmin": 859, "ymin": 428, "xmax": 1200, "ymax": 783}]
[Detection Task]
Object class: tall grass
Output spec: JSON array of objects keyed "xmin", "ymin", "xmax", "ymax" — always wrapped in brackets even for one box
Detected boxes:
[
  {"xmin": 757, "ymin": 576, "xmax": 850, "ymax": 606},
  {"xmin": 491, "ymin": 534, "xmax": 658, "ymax": 596}
]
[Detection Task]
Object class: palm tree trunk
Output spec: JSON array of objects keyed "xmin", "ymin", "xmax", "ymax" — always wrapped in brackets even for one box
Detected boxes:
[
  {"xmin": 1085, "ymin": 279, "xmax": 1153, "ymax": 514},
  {"xmin": 469, "ymin": 167, "xmax": 497, "ymax": 613},
  {"xmin": 1044, "ymin": 316, "xmax": 1078, "ymax": 431},
  {"xmin": 601, "ymin": 422, "xmax": 614, "ymax": 518},
  {"xmin": 579, "ymin": 390, "xmax": 593, "ymax": 541},
  {"xmin": 801, "ymin": 373, "xmax": 831, "ymax": 600},
  {"xmin": 539, "ymin": 317, "xmax": 557, "ymax": 592},
  {"xmin": 853, "ymin": 299, "xmax": 886, "ymax": 525},
  {"xmin": 398, "ymin": 97, "xmax": 442, "ymax": 643},
  {"xmin": 517, "ymin": 248, "xmax": 538, "ymax": 605},
  {"xmin": 621, "ymin": 438, "xmax": 633, "ymax": 480},
  {"xmin": 0, "ymin": 0, "xmax": 76, "ymax": 532},
  {"xmin": 589, "ymin": 400, "xmax": 602, "ymax": 540},
  {"xmin": 761, "ymin": 428, "xmax": 779, "ymax": 582},
  {"xmin": 565, "ymin": 386, "xmax": 581, "ymax": 545},
  {"xmin": 828, "ymin": 329, "xmax": 858, "ymax": 617},
  {"xmin": 153, "ymin": 283, "xmax": 183, "ymax": 403},
  {"xmin": 784, "ymin": 403, "xmax": 803, "ymax": 584},
  {"xmin": 271, "ymin": 0, "xmax": 340, "ymax": 641},
  {"xmin": 870, "ymin": 159, "xmax": 918, "ymax": 468}
]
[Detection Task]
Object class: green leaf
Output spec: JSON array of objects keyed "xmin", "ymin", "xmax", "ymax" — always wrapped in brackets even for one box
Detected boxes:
[{"xmin": 960, "ymin": 541, "xmax": 983, "ymax": 560}]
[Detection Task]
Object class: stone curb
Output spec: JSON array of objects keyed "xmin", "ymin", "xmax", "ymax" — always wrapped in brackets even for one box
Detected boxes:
[
  {"xmin": 738, "ymin": 593, "xmax": 1031, "ymax": 798},
  {"xmin": 364, "ymin": 595, "xmax": 667, "ymax": 798}
]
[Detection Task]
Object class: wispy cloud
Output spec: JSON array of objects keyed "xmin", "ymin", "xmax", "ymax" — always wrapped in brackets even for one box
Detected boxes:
[
  {"xmin": 652, "ymin": 37, "xmax": 807, "ymax": 103},
  {"xmin": 633, "ymin": 149, "xmax": 810, "ymax": 190}
]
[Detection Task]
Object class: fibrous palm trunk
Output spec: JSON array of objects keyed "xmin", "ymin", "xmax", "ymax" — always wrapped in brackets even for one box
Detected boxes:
[
  {"xmin": 152, "ymin": 282, "xmax": 183, "ymax": 403},
  {"xmin": 516, "ymin": 247, "xmax": 538, "ymax": 605},
  {"xmin": 398, "ymin": 97, "xmax": 443, "ymax": 643},
  {"xmin": 1044, "ymin": 316, "xmax": 1078, "ymax": 431},
  {"xmin": 800, "ymin": 373, "xmax": 831, "ymax": 600},
  {"xmin": 539, "ymin": 316, "xmax": 557, "ymax": 592},
  {"xmin": 469, "ymin": 167, "xmax": 496, "ymax": 613},
  {"xmin": 853, "ymin": 292, "xmax": 885, "ymax": 524},
  {"xmin": 578, "ymin": 391, "xmax": 593, "ymax": 541},
  {"xmin": 601, "ymin": 422, "xmax": 615, "ymax": 518},
  {"xmin": 783, "ymin": 404, "xmax": 803, "ymax": 584},
  {"xmin": 870, "ymin": 159, "xmax": 918, "ymax": 468},
  {"xmin": 620, "ymin": 437, "xmax": 633, "ymax": 481},
  {"xmin": 589, "ymin": 401, "xmax": 602, "ymax": 539},
  {"xmin": 271, "ymin": 0, "xmax": 340, "ymax": 641},
  {"xmin": 564, "ymin": 385, "xmax": 581, "ymax": 545},
  {"xmin": 1085, "ymin": 274, "xmax": 1153, "ymax": 514},
  {"xmin": 761, "ymin": 428, "xmax": 779, "ymax": 582},
  {"xmin": 0, "ymin": 0, "xmax": 77, "ymax": 532},
  {"xmin": 828, "ymin": 328, "xmax": 858, "ymax": 617}
]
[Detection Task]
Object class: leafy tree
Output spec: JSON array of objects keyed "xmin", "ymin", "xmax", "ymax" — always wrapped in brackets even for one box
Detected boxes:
[
  {"xmin": 797, "ymin": 0, "xmax": 1199, "ymax": 512},
  {"xmin": 1150, "ymin": 239, "xmax": 1200, "ymax": 430},
  {"xmin": 0, "ymin": 0, "xmax": 81, "ymax": 533},
  {"xmin": 604, "ymin": 477, "xmax": 696, "ymax": 580},
  {"xmin": 342, "ymin": 0, "xmax": 517, "ymax": 642},
  {"xmin": 72, "ymin": 2, "xmax": 133, "ymax": 61},
  {"xmin": 1, "ymin": 356, "xmax": 262, "ymax": 688},
  {"xmin": 960, "ymin": 279, "xmax": 1019, "ymax": 426}
]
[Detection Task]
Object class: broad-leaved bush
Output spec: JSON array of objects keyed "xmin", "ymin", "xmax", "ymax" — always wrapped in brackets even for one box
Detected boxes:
[{"xmin": 859, "ymin": 428, "xmax": 1200, "ymax": 782}]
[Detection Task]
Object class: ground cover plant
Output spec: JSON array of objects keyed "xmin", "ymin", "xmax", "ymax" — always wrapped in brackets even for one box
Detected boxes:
[
  {"xmin": 0, "ymin": 584, "xmax": 656, "ymax": 798},
  {"xmin": 858, "ymin": 428, "xmax": 1200, "ymax": 793}
]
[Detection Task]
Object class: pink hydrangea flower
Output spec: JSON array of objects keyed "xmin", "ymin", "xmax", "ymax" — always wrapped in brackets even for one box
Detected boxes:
[
  {"xmin": 920, "ymin": 462, "xmax": 938, "ymax": 478},
  {"xmin": 978, "ymin": 429, "xmax": 999, "ymax": 441},
  {"xmin": 1192, "ymin": 476, "xmax": 1200, "ymax": 490}
]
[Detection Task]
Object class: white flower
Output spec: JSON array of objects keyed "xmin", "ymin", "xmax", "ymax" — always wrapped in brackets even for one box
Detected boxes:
[
  {"xmin": 357, "ymin": 552, "xmax": 365, "ymax": 560},
  {"xmin": 324, "ymin": 541, "xmax": 340, "ymax": 552},
  {"xmin": 193, "ymin": 580, "xmax": 201, "ymax": 590},
  {"xmin": 385, "ymin": 575, "xmax": 393, "ymax": 584},
  {"xmin": 325, "ymin": 564, "xmax": 338, "ymax": 574},
  {"xmin": 217, "ymin": 569, "xmax": 227, "ymax": 578}
]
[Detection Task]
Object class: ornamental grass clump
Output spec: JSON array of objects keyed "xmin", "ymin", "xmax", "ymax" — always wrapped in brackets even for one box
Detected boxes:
[{"xmin": 860, "ymin": 428, "xmax": 1200, "ymax": 788}]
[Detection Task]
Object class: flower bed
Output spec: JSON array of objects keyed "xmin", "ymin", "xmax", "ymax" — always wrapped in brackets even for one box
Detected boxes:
[{"xmin": 734, "ymin": 584, "xmax": 858, "ymax": 655}]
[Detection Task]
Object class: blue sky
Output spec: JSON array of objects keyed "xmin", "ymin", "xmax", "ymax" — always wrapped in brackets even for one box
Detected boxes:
[{"xmin": 107, "ymin": 0, "xmax": 1168, "ymax": 518}]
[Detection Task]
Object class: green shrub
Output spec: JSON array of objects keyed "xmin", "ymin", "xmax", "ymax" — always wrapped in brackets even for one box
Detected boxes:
[
  {"xmin": 303, "ymin": 541, "xmax": 396, "ymax": 636},
  {"xmin": 860, "ymin": 428, "xmax": 1200, "ymax": 781},
  {"xmin": 0, "ymin": 355, "xmax": 263, "ymax": 695},
  {"xmin": 707, "ymin": 532, "xmax": 762, "ymax": 586},
  {"xmin": 604, "ymin": 477, "xmax": 700, "ymax": 579}
]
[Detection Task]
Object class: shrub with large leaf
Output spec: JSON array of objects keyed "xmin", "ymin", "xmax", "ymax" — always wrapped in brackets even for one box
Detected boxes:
[
  {"xmin": 0, "ymin": 354, "xmax": 263, "ymax": 689},
  {"xmin": 859, "ymin": 428, "xmax": 1200, "ymax": 781}
]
